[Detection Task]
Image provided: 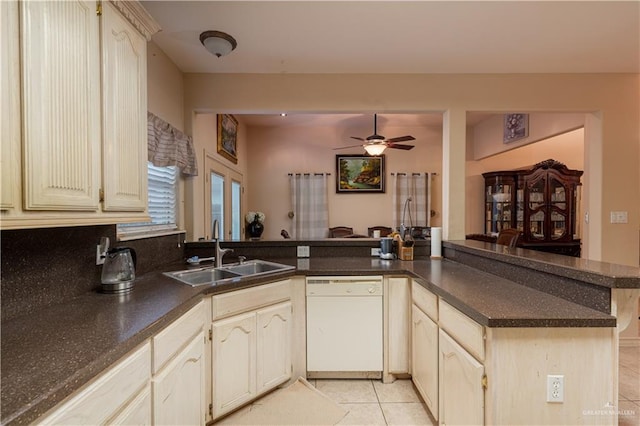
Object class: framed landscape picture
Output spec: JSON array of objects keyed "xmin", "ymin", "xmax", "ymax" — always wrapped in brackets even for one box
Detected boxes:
[
  {"xmin": 336, "ymin": 154, "xmax": 385, "ymax": 193},
  {"xmin": 217, "ymin": 114, "xmax": 238, "ymax": 164}
]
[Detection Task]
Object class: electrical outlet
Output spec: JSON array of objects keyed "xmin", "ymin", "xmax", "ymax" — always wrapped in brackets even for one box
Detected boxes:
[
  {"xmin": 297, "ymin": 246, "xmax": 310, "ymax": 258},
  {"xmin": 546, "ymin": 375, "xmax": 564, "ymax": 403},
  {"xmin": 371, "ymin": 247, "xmax": 381, "ymax": 257},
  {"xmin": 96, "ymin": 245, "xmax": 105, "ymax": 265},
  {"xmin": 610, "ymin": 211, "xmax": 628, "ymax": 224}
]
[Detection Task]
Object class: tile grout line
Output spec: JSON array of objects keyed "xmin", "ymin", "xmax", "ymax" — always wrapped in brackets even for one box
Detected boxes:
[{"xmin": 371, "ymin": 379, "xmax": 390, "ymax": 425}]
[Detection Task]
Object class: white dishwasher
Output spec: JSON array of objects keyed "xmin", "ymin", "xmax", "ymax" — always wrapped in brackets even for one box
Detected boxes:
[{"xmin": 306, "ymin": 276, "xmax": 383, "ymax": 378}]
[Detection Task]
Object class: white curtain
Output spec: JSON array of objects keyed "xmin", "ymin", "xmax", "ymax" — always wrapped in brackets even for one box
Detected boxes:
[
  {"xmin": 289, "ymin": 173, "xmax": 329, "ymax": 239},
  {"xmin": 392, "ymin": 173, "xmax": 433, "ymax": 231}
]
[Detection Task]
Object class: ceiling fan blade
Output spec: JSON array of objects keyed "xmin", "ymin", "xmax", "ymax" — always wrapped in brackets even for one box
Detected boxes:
[
  {"xmin": 386, "ymin": 135, "xmax": 415, "ymax": 143},
  {"xmin": 333, "ymin": 144, "xmax": 365, "ymax": 150},
  {"xmin": 350, "ymin": 136, "xmax": 365, "ymax": 141},
  {"xmin": 387, "ymin": 143, "xmax": 415, "ymax": 150}
]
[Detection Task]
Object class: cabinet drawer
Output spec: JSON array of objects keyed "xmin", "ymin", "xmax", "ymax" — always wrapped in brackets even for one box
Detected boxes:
[
  {"xmin": 212, "ymin": 279, "xmax": 291, "ymax": 321},
  {"xmin": 412, "ymin": 280, "xmax": 438, "ymax": 321},
  {"xmin": 153, "ymin": 301, "xmax": 205, "ymax": 373},
  {"xmin": 38, "ymin": 341, "xmax": 151, "ymax": 425},
  {"xmin": 439, "ymin": 300, "xmax": 485, "ymax": 362}
]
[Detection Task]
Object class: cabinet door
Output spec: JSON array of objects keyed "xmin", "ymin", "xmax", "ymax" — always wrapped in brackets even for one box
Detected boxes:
[
  {"xmin": 212, "ymin": 311, "xmax": 257, "ymax": 418},
  {"xmin": 153, "ymin": 331, "xmax": 206, "ymax": 426},
  {"xmin": 108, "ymin": 385, "xmax": 152, "ymax": 425},
  {"xmin": 101, "ymin": 2, "xmax": 147, "ymax": 212},
  {"xmin": 439, "ymin": 330, "xmax": 484, "ymax": 426},
  {"xmin": 0, "ymin": 0, "xmax": 20, "ymax": 211},
  {"xmin": 388, "ymin": 277, "xmax": 411, "ymax": 374},
  {"xmin": 256, "ymin": 302, "xmax": 292, "ymax": 394},
  {"xmin": 412, "ymin": 305, "xmax": 439, "ymax": 421},
  {"xmin": 20, "ymin": 0, "xmax": 101, "ymax": 210}
]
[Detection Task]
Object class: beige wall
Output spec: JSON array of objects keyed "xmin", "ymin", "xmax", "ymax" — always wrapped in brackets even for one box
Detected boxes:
[
  {"xmin": 244, "ymin": 122, "xmax": 443, "ymax": 239},
  {"xmin": 471, "ymin": 112, "xmax": 584, "ymax": 160},
  {"xmin": 147, "ymin": 41, "xmax": 184, "ymax": 131},
  {"xmin": 181, "ymin": 73, "xmax": 639, "ymax": 266}
]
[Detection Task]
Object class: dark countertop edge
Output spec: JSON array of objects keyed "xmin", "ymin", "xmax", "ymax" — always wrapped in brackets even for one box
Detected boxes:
[
  {"xmin": 1, "ymin": 256, "xmax": 617, "ymax": 425},
  {"xmin": 445, "ymin": 240, "xmax": 640, "ymax": 289},
  {"xmin": 409, "ymin": 276, "xmax": 617, "ymax": 328}
]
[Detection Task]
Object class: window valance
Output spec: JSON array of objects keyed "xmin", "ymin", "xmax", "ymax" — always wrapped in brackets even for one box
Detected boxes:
[{"xmin": 147, "ymin": 112, "xmax": 198, "ymax": 176}]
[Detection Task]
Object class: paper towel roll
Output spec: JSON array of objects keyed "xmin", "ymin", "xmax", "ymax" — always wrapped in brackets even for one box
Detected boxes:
[{"xmin": 431, "ymin": 227, "xmax": 442, "ymax": 259}]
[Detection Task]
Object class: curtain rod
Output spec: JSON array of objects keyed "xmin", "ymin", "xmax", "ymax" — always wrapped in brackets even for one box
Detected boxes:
[
  {"xmin": 390, "ymin": 172, "xmax": 437, "ymax": 176},
  {"xmin": 287, "ymin": 173, "xmax": 331, "ymax": 176}
]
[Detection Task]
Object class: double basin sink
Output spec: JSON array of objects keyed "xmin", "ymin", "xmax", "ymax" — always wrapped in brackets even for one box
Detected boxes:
[{"xmin": 164, "ymin": 259, "xmax": 295, "ymax": 287}]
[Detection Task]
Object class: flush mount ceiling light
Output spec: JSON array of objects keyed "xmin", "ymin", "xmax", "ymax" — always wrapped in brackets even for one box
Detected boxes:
[{"xmin": 199, "ymin": 30, "xmax": 237, "ymax": 57}]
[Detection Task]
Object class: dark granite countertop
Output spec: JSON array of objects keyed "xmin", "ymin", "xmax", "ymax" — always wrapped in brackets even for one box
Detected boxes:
[
  {"xmin": 446, "ymin": 240, "xmax": 640, "ymax": 289},
  {"xmin": 1, "ymin": 255, "xmax": 617, "ymax": 425}
]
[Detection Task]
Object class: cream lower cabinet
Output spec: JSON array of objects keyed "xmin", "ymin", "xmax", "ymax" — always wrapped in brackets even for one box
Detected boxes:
[
  {"xmin": 385, "ymin": 276, "xmax": 411, "ymax": 379},
  {"xmin": 36, "ymin": 342, "xmax": 152, "ymax": 425},
  {"xmin": 212, "ymin": 311, "xmax": 257, "ymax": 416},
  {"xmin": 412, "ymin": 304, "xmax": 439, "ymax": 420},
  {"xmin": 153, "ymin": 331, "xmax": 205, "ymax": 425},
  {"xmin": 438, "ymin": 329, "xmax": 484, "ymax": 426},
  {"xmin": 152, "ymin": 301, "xmax": 207, "ymax": 425},
  {"xmin": 211, "ymin": 280, "xmax": 293, "ymax": 420}
]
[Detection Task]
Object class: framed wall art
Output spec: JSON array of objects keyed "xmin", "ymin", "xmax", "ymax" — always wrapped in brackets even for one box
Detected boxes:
[
  {"xmin": 503, "ymin": 113, "xmax": 529, "ymax": 143},
  {"xmin": 336, "ymin": 154, "xmax": 385, "ymax": 193},
  {"xmin": 217, "ymin": 114, "xmax": 238, "ymax": 164}
]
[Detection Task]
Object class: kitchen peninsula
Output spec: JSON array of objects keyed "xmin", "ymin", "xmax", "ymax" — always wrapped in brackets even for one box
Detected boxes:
[{"xmin": 1, "ymin": 240, "xmax": 638, "ymax": 425}]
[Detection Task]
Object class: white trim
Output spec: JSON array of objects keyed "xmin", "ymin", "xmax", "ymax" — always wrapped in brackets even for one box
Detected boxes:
[{"xmin": 118, "ymin": 229, "xmax": 186, "ymax": 242}]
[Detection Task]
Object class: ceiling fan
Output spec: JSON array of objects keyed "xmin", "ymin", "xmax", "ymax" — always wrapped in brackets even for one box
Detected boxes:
[{"xmin": 334, "ymin": 114, "xmax": 416, "ymax": 155}]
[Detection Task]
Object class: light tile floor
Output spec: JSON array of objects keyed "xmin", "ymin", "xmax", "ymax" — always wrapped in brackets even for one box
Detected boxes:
[
  {"xmin": 219, "ymin": 345, "xmax": 638, "ymax": 426},
  {"xmin": 311, "ymin": 379, "xmax": 436, "ymax": 426},
  {"xmin": 618, "ymin": 345, "xmax": 640, "ymax": 426}
]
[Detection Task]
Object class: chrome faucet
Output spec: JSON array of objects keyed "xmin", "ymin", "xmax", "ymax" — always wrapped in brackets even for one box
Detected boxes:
[{"xmin": 212, "ymin": 219, "xmax": 233, "ymax": 268}]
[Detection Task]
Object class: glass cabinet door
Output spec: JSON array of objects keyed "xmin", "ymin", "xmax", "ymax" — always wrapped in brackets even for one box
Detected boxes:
[
  {"xmin": 485, "ymin": 180, "xmax": 513, "ymax": 234},
  {"xmin": 528, "ymin": 178, "xmax": 546, "ymax": 240},
  {"xmin": 549, "ymin": 177, "xmax": 567, "ymax": 240}
]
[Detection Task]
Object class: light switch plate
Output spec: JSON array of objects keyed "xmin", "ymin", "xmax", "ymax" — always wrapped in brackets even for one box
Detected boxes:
[
  {"xmin": 610, "ymin": 211, "xmax": 628, "ymax": 224},
  {"xmin": 297, "ymin": 246, "xmax": 310, "ymax": 258}
]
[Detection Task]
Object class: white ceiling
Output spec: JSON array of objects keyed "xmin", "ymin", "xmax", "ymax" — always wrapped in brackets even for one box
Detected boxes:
[
  {"xmin": 143, "ymin": 1, "xmax": 639, "ymax": 75},
  {"xmin": 141, "ymin": 1, "xmax": 638, "ymax": 128}
]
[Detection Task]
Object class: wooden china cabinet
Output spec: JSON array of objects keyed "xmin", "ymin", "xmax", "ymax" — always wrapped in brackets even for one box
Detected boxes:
[{"xmin": 480, "ymin": 159, "xmax": 583, "ymax": 257}]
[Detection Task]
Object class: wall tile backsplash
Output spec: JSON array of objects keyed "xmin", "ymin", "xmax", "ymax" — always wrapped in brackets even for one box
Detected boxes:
[{"xmin": 1, "ymin": 226, "xmax": 184, "ymax": 322}]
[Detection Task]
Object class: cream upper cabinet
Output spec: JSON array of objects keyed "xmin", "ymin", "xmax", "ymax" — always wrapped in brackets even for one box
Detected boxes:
[
  {"xmin": 101, "ymin": 1, "xmax": 148, "ymax": 212},
  {"xmin": 20, "ymin": 0, "xmax": 101, "ymax": 211},
  {"xmin": 0, "ymin": 1, "xmax": 20, "ymax": 211},
  {"xmin": 1, "ymin": 0, "xmax": 159, "ymax": 229}
]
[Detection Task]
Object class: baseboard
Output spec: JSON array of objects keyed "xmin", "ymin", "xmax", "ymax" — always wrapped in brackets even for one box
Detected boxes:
[{"xmin": 619, "ymin": 337, "xmax": 640, "ymax": 347}]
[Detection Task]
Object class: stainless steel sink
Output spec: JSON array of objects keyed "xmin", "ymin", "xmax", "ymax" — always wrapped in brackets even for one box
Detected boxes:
[
  {"xmin": 164, "ymin": 259, "xmax": 294, "ymax": 287},
  {"xmin": 163, "ymin": 267, "xmax": 241, "ymax": 286},
  {"xmin": 222, "ymin": 259, "xmax": 295, "ymax": 276}
]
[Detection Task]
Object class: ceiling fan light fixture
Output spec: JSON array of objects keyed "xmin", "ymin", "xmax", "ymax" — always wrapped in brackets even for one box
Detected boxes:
[
  {"xmin": 364, "ymin": 143, "xmax": 387, "ymax": 156},
  {"xmin": 199, "ymin": 30, "xmax": 237, "ymax": 57}
]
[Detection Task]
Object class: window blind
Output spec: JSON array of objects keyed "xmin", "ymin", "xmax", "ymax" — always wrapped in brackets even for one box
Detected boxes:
[{"xmin": 118, "ymin": 163, "xmax": 178, "ymax": 236}]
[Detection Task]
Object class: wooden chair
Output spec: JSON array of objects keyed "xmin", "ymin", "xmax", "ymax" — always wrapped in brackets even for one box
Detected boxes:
[
  {"xmin": 368, "ymin": 226, "xmax": 392, "ymax": 237},
  {"xmin": 496, "ymin": 228, "xmax": 521, "ymax": 248},
  {"xmin": 328, "ymin": 226, "xmax": 354, "ymax": 238}
]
